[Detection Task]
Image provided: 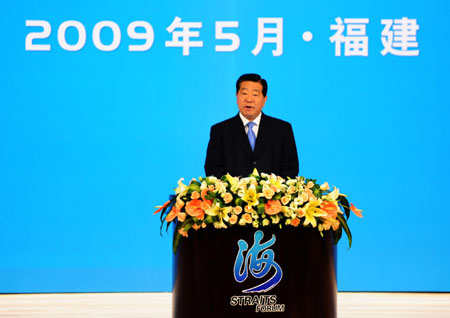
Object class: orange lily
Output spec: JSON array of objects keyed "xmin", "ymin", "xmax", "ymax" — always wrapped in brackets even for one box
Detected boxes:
[
  {"xmin": 165, "ymin": 206, "xmax": 181, "ymax": 222},
  {"xmin": 154, "ymin": 200, "xmax": 170, "ymax": 215},
  {"xmin": 350, "ymin": 203, "xmax": 363, "ymax": 217},
  {"xmin": 185, "ymin": 199, "xmax": 206, "ymax": 220},
  {"xmin": 265, "ymin": 200, "xmax": 282, "ymax": 215},
  {"xmin": 178, "ymin": 228, "xmax": 188, "ymax": 238},
  {"xmin": 321, "ymin": 201, "xmax": 340, "ymax": 219}
]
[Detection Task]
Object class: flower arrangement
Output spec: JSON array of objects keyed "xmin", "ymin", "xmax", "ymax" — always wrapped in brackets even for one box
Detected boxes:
[{"xmin": 154, "ymin": 170, "xmax": 362, "ymax": 253}]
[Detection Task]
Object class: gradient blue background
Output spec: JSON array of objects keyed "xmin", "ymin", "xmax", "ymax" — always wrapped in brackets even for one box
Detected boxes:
[{"xmin": 1, "ymin": 0, "xmax": 449, "ymax": 293}]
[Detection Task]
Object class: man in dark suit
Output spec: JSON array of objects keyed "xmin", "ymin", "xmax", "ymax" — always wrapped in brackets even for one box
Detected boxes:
[{"xmin": 204, "ymin": 73, "xmax": 299, "ymax": 178}]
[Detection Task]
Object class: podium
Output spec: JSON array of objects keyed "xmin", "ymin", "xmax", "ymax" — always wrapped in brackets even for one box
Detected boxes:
[{"xmin": 172, "ymin": 226, "xmax": 337, "ymax": 318}]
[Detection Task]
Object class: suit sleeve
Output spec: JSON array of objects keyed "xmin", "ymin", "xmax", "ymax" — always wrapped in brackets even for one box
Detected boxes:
[
  {"xmin": 281, "ymin": 123, "xmax": 299, "ymax": 178},
  {"xmin": 204, "ymin": 125, "xmax": 226, "ymax": 177}
]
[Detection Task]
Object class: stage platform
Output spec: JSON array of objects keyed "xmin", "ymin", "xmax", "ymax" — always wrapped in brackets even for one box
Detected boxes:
[{"xmin": 0, "ymin": 292, "xmax": 449, "ymax": 317}]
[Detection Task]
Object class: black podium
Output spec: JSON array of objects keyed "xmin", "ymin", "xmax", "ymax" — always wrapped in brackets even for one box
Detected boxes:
[{"xmin": 173, "ymin": 226, "xmax": 337, "ymax": 318}]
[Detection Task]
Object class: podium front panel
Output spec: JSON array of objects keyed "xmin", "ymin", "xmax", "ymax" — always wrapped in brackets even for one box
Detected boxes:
[{"xmin": 173, "ymin": 226, "xmax": 337, "ymax": 318}]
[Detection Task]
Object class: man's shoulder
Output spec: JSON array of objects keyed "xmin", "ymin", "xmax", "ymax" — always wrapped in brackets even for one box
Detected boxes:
[
  {"xmin": 211, "ymin": 114, "xmax": 241, "ymax": 130},
  {"xmin": 210, "ymin": 113, "xmax": 292, "ymax": 130},
  {"xmin": 262, "ymin": 114, "xmax": 292, "ymax": 128}
]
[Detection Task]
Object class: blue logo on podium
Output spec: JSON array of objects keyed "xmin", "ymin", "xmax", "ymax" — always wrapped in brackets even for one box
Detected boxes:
[{"xmin": 233, "ymin": 230, "xmax": 283, "ymax": 293}]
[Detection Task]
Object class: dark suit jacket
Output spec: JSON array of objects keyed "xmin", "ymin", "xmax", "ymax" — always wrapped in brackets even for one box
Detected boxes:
[{"xmin": 204, "ymin": 113, "xmax": 299, "ymax": 178}]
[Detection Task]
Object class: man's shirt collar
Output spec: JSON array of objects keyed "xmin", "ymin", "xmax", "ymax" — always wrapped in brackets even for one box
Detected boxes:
[{"xmin": 239, "ymin": 112, "xmax": 262, "ymax": 127}]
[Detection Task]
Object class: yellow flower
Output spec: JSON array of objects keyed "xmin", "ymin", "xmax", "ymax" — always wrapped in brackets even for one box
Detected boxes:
[
  {"xmin": 287, "ymin": 185, "xmax": 297, "ymax": 195},
  {"xmin": 245, "ymin": 205, "xmax": 254, "ymax": 213},
  {"xmin": 175, "ymin": 178, "xmax": 188, "ymax": 196},
  {"xmin": 262, "ymin": 186, "xmax": 275, "ymax": 199},
  {"xmin": 324, "ymin": 187, "xmax": 340, "ymax": 201},
  {"xmin": 262, "ymin": 219, "xmax": 270, "ymax": 226},
  {"xmin": 281, "ymin": 195, "xmax": 291, "ymax": 205},
  {"xmin": 269, "ymin": 177, "xmax": 283, "ymax": 192},
  {"xmin": 242, "ymin": 213, "xmax": 253, "ymax": 224},
  {"xmin": 300, "ymin": 192, "xmax": 309, "ymax": 202},
  {"xmin": 213, "ymin": 221, "xmax": 227, "ymax": 229},
  {"xmin": 206, "ymin": 203, "xmax": 232, "ymax": 228},
  {"xmin": 303, "ymin": 200, "xmax": 328, "ymax": 228},
  {"xmin": 320, "ymin": 182, "xmax": 330, "ymax": 191},
  {"xmin": 296, "ymin": 208, "xmax": 306, "ymax": 218},
  {"xmin": 271, "ymin": 215, "xmax": 280, "ymax": 224},
  {"xmin": 282, "ymin": 207, "xmax": 293, "ymax": 218},
  {"xmin": 222, "ymin": 192, "xmax": 233, "ymax": 204},
  {"xmin": 286, "ymin": 179, "xmax": 297, "ymax": 186},
  {"xmin": 225, "ymin": 173, "xmax": 239, "ymax": 187},
  {"xmin": 321, "ymin": 218, "xmax": 340, "ymax": 231},
  {"xmin": 294, "ymin": 197, "xmax": 304, "ymax": 206},
  {"xmin": 241, "ymin": 184, "xmax": 262, "ymax": 207},
  {"xmin": 215, "ymin": 180, "xmax": 227, "ymax": 194},
  {"xmin": 230, "ymin": 185, "xmax": 239, "ymax": 194},
  {"xmin": 177, "ymin": 212, "xmax": 186, "ymax": 222}
]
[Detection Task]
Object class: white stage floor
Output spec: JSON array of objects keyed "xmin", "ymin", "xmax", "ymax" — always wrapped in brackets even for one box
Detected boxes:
[{"xmin": 0, "ymin": 292, "xmax": 449, "ymax": 318}]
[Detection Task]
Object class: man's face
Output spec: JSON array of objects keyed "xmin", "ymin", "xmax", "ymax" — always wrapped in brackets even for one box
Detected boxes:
[{"xmin": 236, "ymin": 81, "xmax": 267, "ymax": 121}]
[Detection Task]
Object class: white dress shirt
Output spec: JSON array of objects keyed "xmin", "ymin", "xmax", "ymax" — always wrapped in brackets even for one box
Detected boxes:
[{"xmin": 239, "ymin": 112, "xmax": 262, "ymax": 137}]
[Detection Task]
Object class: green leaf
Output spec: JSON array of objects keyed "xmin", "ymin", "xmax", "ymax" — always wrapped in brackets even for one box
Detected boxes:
[
  {"xmin": 333, "ymin": 226, "xmax": 343, "ymax": 245},
  {"xmin": 173, "ymin": 230, "xmax": 181, "ymax": 254},
  {"xmin": 337, "ymin": 213, "xmax": 352, "ymax": 248},
  {"xmin": 183, "ymin": 220, "xmax": 194, "ymax": 231},
  {"xmin": 205, "ymin": 191, "xmax": 216, "ymax": 200},
  {"xmin": 204, "ymin": 215, "xmax": 216, "ymax": 224},
  {"xmin": 313, "ymin": 184, "xmax": 321, "ymax": 198},
  {"xmin": 257, "ymin": 203, "xmax": 265, "ymax": 215},
  {"xmin": 190, "ymin": 180, "xmax": 201, "ymax": 187},
  {"xmin": 339, "ymin": 195, "xmax": 351, "ymax": 220},
  {"xmin": 187, "ymin": 182, "xmax": 201, "ymax": 194},
  {"xmin": 159, "ymin": 196, "xmax": 177, "ymax": 235}
]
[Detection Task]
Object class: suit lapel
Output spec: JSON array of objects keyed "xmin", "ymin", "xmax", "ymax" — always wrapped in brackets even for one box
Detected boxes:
[
  {"xmin": 254, "ymin": 113, "xmax": 271, "ymax": 156},
  {"xmin": 230, "ymin": 114, "xmax": 253, "ymax": 155}
]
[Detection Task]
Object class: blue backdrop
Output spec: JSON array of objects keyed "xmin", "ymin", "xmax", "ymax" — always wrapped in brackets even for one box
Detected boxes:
[{"xmin": 1, "ymin": 0, "xmax": 449, "ymax": 293}]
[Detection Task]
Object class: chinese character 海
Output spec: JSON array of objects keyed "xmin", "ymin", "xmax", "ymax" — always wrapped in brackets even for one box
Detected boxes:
[{"xmin": 234, "ymin": 230, "xmax": 283, "ymax": 293}]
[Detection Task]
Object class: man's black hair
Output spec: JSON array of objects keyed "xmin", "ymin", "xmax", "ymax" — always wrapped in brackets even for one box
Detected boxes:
[{"xmin": 236, "ymin": 73, "xmax": 268, "ymax": 97}]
